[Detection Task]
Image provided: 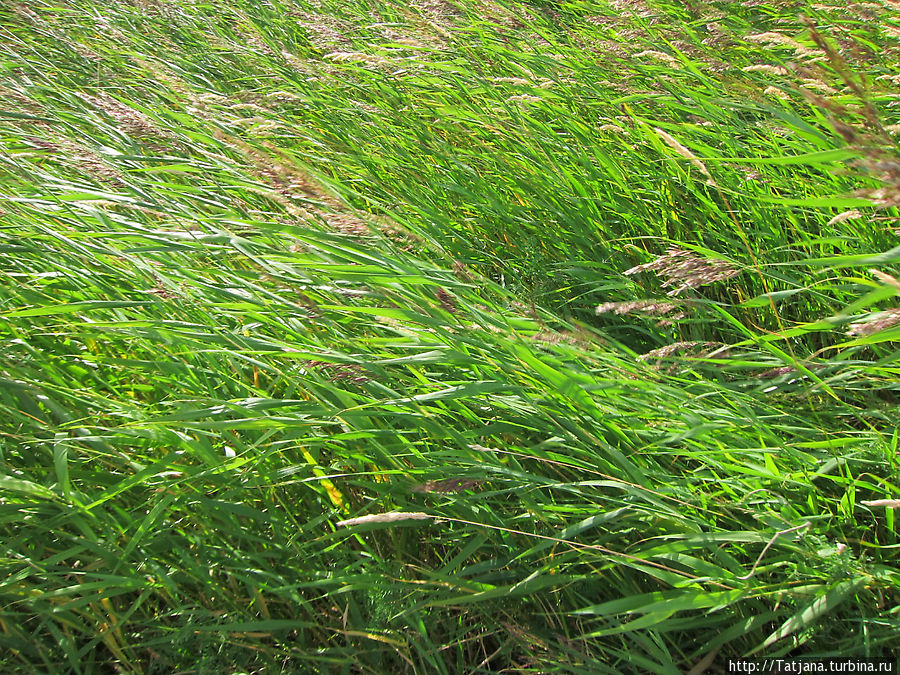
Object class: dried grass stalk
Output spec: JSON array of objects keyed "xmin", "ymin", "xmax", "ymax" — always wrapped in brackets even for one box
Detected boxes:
[{"xmin": 336, "ymin": 512, "xmax": 433, "ymax": 527}]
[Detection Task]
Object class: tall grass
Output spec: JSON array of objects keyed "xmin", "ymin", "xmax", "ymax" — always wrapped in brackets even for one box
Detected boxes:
[{"xmin": 1, "ymin": 0, "xmax": 899, "ymax": 671}]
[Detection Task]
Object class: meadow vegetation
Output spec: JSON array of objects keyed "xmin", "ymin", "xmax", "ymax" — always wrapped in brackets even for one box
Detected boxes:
[{"xmin": 1, "ymin": 0, "xmax": 899, "ymax": 671}]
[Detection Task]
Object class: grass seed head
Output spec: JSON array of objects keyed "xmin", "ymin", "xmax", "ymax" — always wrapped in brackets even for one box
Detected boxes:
[
  {"xmin": 336, "ymin": 512, "xmax": 433, "ymax": 527},
  {"xmin": 625, "ymin": 247, "xmax": 740, "ymax": 296},
  {"xmin": 653, "ymin": 128, "xmax": 715, "ymax": 184},
  {"xmin": 846, "ymin": 309, "xmax": 900, "ymax": 337},
  {"xmin": 827, "ymin": 210, "xmax": 864, "ymax": 225},
  {"xmin": 596, "ymin": 300, "xmax": 679, "ymax": 316},
  {"xmin": 638, "ymin": 341, "xmax": 721, "ymax": 361}
]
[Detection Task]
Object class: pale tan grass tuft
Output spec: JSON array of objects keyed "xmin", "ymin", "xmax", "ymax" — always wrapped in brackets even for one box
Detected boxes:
[
  {"xmin": 637, "ymin": 341, "xmax": 721, "ymax": 361},
  {"xmin": 280, "ymin": 50, "xmax": 309, "ymax": 72},
  {"xmin": 325, "ymin": 51, "xmax": 391, "ymax": 67},
  {"xmin": 596, "ymin": 124, "xmax": 628, "ymax": 134},
  {"xmin": 871, "ymin": 269, "xmax": 900, "ymax": 292},
  {"xmin": 625, "ymin": 247, "xmax": 740, "ymax": 296},
  {"xmin": 288, "ymin": 12, "xmax": 351, "ymax": 49},
  {"xmin": 846, "ymin": 308, "xmax": 900, "ymax": 337},
  {"xmin": 81, "ymin": 93, "xmax": 171, "ymax": 145},
  {"xmin": 11, "ymin": 4, "xmax": 40, "ymax": 23},
  {"xmin": 491, "ymin": 77, "xmax": 531, "ymax": 86},
  {"xmin": 266, "ymin": 91, "xmax": 303, "ymax": 103},
  {"xmin": 336, "ymin": 512, "xmax": 433, "ymax": 527},
  {"xmin": 0, "ymin": 86, "xmax": 42, "ymax": 115},
  {"xmin": 742, "ymin": 64, "xmax": 790, "ymax": 75},
  {"xmin": 30, "ymin": 136, "xmax": 124, "ymax": 184},
  {"xmin": 412, "ymin": 478, "xmax": 481, "ymax": 493},
  {"xmin": 324, "ymin": 213, "xmax": 371, "ymax": 237},
  {"xmin": 633, "ymin": 50, "xmax": 678, "ymax": 66},
  {"xmin": 827, "ymin": 209, "xmax": 864, "ymax": 225},
  {"xmin": 530, "ymin": 329, "xmax": 591, "ymax": 348},
  {"xmin": 596, "ymin": 300, "xmax": 679, "ymax": 316},
  {"xmin": 800, "ymin": 78, "xmax": 840, "ymax": 94},
  {"xmin": 860, "ymin": 499, "xmax": 900, "ymax": 508},
  {"xmin": 506, "ymin": 94, "xmax": 542, "ymax": 104},
  {"xmin": 763, "ymin": 86, "xmax": 790, "ymax": 100},
  {"xmin": 652, "ymin": 128, "xmax": 716, "ymax": 185},
  {"xmin": 746, "ymin": 32, "xmax": 804, "ymax": 49}
]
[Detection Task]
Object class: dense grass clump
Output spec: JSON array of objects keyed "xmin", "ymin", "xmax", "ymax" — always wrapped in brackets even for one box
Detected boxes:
[{"xmin": 1, "ymin": 0, "xmax": 899, "ymax": 671}]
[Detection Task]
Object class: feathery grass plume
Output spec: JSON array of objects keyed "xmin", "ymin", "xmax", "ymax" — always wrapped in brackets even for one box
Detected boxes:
[
  {"xmin": 763, "ymin": 85, "xmax": 791, "ymax": 99},
  {"xmin": 451, "ymin": 260, "xmax": 475, "ymax": 282},
  {"xmin": 745, "ymin": 32, "xmax": 805, "ymax": 49},
  {"xmin": 846, "ymin": 309, "xmax": 900, "ymax": 337},
  {"xmin": 827, "ymin": 209, "xmax": 864, "ymax": 225},
  {"xmin": 289, "ymin": 12, "xmax": 351, "ymax": 49},
  {"xmin": 1, "ymin": 86, "xmax": 43, "ymax": 115},
  {"xmin": 742, "ymin": 64, "xmax": 790, "ymax": 75},
  {"xmin": 10, "ymin": 3, "xmax": 41, "ymax": 23},
  {"xmin": 491, "ymin": 77, "xmax": 532, "ymax": 86},
  {"xmin": 412, "ymin": 478, "xmax": 481, "ymax": 493},
  {"xmin": 872, "ymin": 269, "xmax": 900, "ymax": 292},
  {"xmin": 633, "ymin": 50, "xmax": 678, "ymax": 66},
  {"xmin": 468, "ymin": 444, "xmax": 499, "ymax": 453},
  {"xmin": 148, "ymin": 281, "xmax": 177, "ymax": 299},
  {"xmin": 324, "ymin": 213, "xmax": 371, "ymax": 237},
  {"xmin": 376, "ymin": 219, "xmax": 425, "ymax": 252},
  {"xmin": 81, "ymin": 93, "xmax": 168, "ymax": 141},
  {"xmin": 800, "ymin": 78, "xmax": 840, "ymax": 95},
  {"xmin": 336, "ymin": 512, "xmax": 433, "ymax": 527},
  {"xmin": 266, "ymin": 90, "xmax": 303, "ymax": 103},
  {"xmin": 305, "ymin": 361, "xmax": 371, "ymax": 383},
  {"xmin": 213, "ymin": 130, "xmax": 340, "ymax": 215},
  {"xmin": 596, "ymin": 300, "xmax": 679, "ymax": 316},
  {"xmin": 324, "ymin": 51, "xmax": 391, "ymax": 67},
  {"xmin": 28, "ymin": 136, "xmax": 124, "ymax": 184},
  {"xmin": 652, "ymin": 127, "xmax": 716, "ymax": 185},
  {"xmin": 637, "ymin": 341, "xmax": 721, "ymax": 361},
  {"xmin": 530, "ymin": 329, "xmax": 592, "ymax": 348},
  {"xmin": 435, "ymin": 287, "xmax": 459, "ymax": 314},
  {"xmin": 507, "ymin": 94, "xmax": 542, "ymax": 103},
  {"xmin": 625, "ymin": 247, "xmax": 740, "ymax": 296},
  {"xmin": 701, "ymin": 21, "xmax": 731, "ymax": 48},
  {"xmin": 855, "ymin": 155, "xmax": 900, "ymax": 207},
  {"xmin": 607, "ymin": 0, "xmax": 656, "ymax": 19}
]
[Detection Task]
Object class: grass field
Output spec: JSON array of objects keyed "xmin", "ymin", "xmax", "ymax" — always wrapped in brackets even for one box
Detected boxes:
[{"xmin": 1, "ymin": 0, "xmax": 899, "ymax": 671}]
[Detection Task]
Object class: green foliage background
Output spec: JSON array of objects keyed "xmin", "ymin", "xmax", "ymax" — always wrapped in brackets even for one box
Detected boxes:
[{"xmin": 1, "ymin": 0, "xmax": 899, "ymax": 671}]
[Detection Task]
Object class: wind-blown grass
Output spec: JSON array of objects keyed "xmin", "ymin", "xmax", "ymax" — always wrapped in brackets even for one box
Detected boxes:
[{"xmin": 1, "ymin": 0, "xmax": 899, "ymax": 672}]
